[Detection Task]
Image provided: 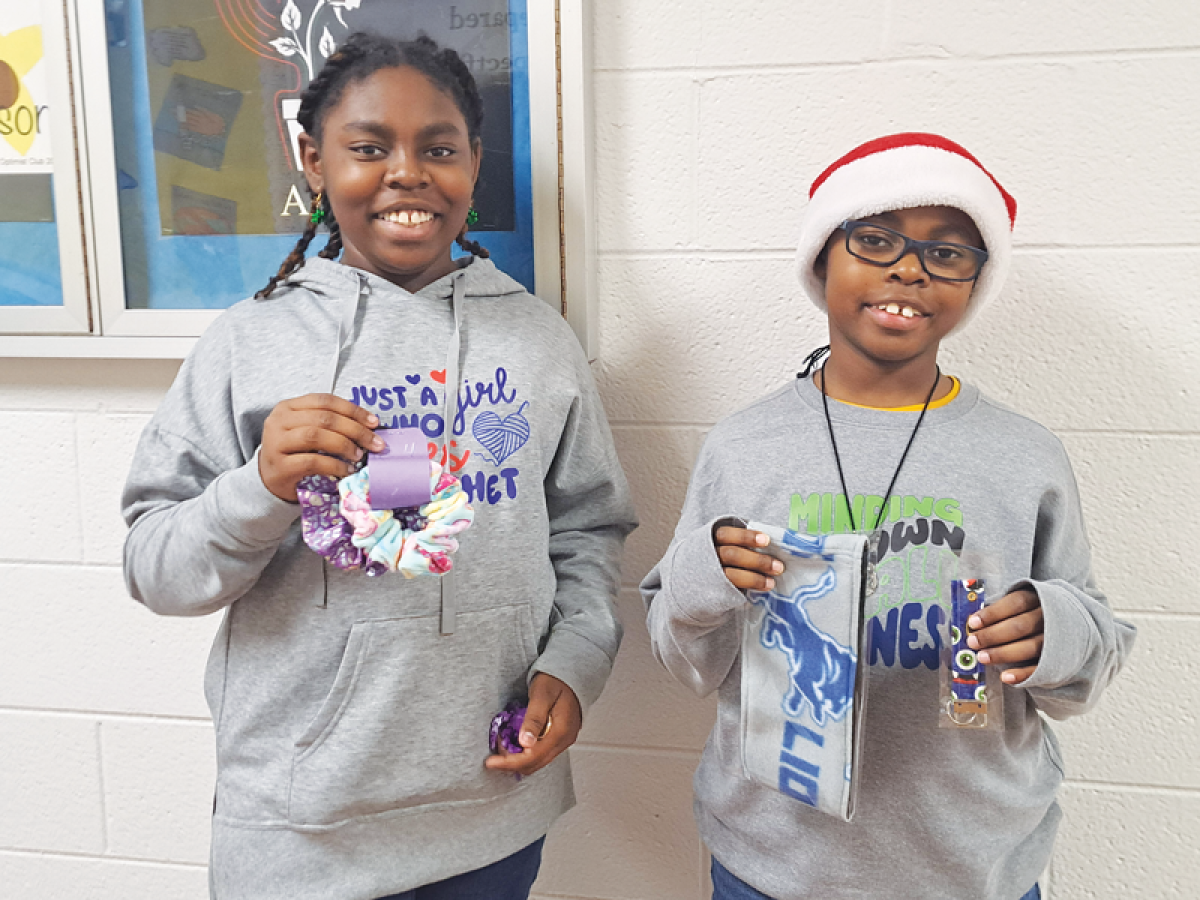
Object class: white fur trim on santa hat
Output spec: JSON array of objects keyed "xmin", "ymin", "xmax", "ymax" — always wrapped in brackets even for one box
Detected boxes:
[{"xmin": 796, "ymin": 133, "xmax": 1016, "ymax": 328}]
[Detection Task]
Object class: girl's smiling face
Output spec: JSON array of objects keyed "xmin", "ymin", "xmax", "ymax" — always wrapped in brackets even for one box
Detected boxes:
[
  {"xmin": 816, "ymin": 205, "xmax": 982, "ymax": 372},
  {"xmin": 299, "ymin": 65, "xmax": 481, "ymax": 293}
]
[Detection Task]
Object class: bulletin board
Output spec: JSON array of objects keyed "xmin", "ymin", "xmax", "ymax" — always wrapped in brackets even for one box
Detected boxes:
[
  {"xmin": 103, "ymin": 0, "xmax": 536, "ymax": 310},
  {"xmin": 0, "ymin": 0, "xmax": 595, "ymax": 357}
]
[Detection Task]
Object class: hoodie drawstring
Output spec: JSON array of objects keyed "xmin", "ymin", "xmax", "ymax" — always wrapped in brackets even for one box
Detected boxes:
[
  {"xmin": 327, "ymin": 272, "xmax": 371, "ymax": 392},
  {"xmin": 325, "ymin": 271, "xmax": 465, "ymax": 635},
  {"xmin": 438, "ymin": 275, "xmax": 465, "ymax": 634}
]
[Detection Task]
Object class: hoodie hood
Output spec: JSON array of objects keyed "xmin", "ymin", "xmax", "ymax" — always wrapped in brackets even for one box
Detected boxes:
[{"xmin": 283, "ymin": 255, "xmax": 530, "ymax": 305}]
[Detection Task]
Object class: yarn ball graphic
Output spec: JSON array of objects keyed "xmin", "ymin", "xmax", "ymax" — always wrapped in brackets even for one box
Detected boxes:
[{"xmin": 472, "ymin": 401, "xmax": 531, "ymax": 465}]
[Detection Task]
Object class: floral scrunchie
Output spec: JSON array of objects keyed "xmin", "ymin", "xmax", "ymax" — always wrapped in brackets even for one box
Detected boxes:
[{"xmin": 297, "ymin": 462, "xmax": 473, "ymax": 577}]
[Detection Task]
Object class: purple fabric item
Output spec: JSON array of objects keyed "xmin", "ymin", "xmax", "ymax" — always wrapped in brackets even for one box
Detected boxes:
[
  {"xmin": 368, "ymin": 427, "xmax": 432, "ymax": 510},
  {"xmin": 297, "ymin": 474, "xmax": 365, "ymax": 570},
  {"xmin": 489, "ymin": 701, "xmax": 527, "ymax": 754}
]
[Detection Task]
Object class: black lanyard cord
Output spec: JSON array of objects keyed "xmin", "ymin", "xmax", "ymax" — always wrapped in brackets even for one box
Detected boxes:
[{"xmin": 816, "ymin": 359, "xmax": 941, "ymax": 534}]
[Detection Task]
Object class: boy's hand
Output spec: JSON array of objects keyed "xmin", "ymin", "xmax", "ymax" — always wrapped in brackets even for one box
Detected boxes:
[
  {"xmin": 714, "ymin": 526, "xmax": 784, "ymax": 591},
  {"xmin": 259, "ymin": 394, "xmax": 384, "ymax": 501},
  {"xmin": 484, "ymin": 673, "xmax": 582, "ymax": 778},
  {"xmin": 966, "ymin": 588, "xmax": 1044, "ymax": 685}
]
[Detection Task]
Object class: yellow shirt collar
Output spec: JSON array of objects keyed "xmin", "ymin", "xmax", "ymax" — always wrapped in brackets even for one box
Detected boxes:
[{"xmin": 834, "ymin": 376, "xmax": 960, "ymax": 412}]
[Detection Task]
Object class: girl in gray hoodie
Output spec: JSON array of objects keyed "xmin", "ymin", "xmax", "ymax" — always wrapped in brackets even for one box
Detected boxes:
[{"xmin": 122, "ymin": 33, "xmax": 635, "ymax": 900}]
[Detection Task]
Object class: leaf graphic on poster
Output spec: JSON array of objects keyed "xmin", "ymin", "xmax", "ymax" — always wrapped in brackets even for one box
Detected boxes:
[
  {"xmin": 331, "ymin": 0, "xmax": 363, "ymax": 29},
  {"xmin": 281, "ymin": 0, "xmax": 302, "ymax": 32},
  {"xmin": 270, "ymin": 37, "xmax": 300, "ymax": 57},
  {"xmin": 319, "ymin": 27, "xmax": 336, "ymax": 59}
]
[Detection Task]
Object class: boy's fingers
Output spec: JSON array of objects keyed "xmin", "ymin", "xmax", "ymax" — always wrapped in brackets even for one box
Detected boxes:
[
  {"xmin": 968, "ymin": 608, "xmax": 1044, "ymax": 650},
  {"xmin": 713, "ymin": 526, "xmax": 770, "ymax": 550},
  {"xmin": 976, "ymin": 634, "xmax": 1044, "ymax": 668},
  {"xmin": 723, "ymin": 567, "xmax": 776, "ymax": 592},
  {"xmin": 967, "ymin": 588, "xmax": 1039, "ymax": 630},
  {"xmin": 713, "ymin": 529, "xmax": 781, "ymax": 591},
  {"xmin": 717, "ymin": 545, "xmax": 783, "ymax": 576},
  {"xmin": 717, "ymin": 542, "xmax": 783, "ymax": 593},
  {"xmin": 1001, "ymin": 664, "xmax": 1039, "ymax": 685}
]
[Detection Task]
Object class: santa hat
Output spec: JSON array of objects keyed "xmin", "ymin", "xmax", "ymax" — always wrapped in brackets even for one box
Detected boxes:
[{"xmin": 796, "ymin": 133, "xmax": 1017, "ymax": 325}]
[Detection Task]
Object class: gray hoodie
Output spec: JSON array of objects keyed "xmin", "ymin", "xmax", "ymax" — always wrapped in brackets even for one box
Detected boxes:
[
  {"xmin": 122, "ymin": 257, "xmax": 636, "ymax": 900},
  {"xmin": 641, "ymin": 376, "xmax": 1135, "ymax": 900}
]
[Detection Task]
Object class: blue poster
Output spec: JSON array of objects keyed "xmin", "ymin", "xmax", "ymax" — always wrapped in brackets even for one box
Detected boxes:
[{"xmin": 105, "ymin": 0, "xmax": 534, "ymax": 310}]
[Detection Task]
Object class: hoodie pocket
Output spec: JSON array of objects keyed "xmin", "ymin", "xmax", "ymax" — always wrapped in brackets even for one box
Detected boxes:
[{"xmin": 288, "ymin": 603, "xmax": 537, "ymax": 829}]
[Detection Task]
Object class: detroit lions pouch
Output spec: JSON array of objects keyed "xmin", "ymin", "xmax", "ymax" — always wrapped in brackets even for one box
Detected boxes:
[{"xmin": 740, "ymin": 522, "xmax": 871, "ymax": 821}]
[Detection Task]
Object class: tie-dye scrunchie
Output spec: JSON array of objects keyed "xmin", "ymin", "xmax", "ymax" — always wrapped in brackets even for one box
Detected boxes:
[{"xmin": 297, "ymin": 462, "xmax": 473, "ymax": 577}]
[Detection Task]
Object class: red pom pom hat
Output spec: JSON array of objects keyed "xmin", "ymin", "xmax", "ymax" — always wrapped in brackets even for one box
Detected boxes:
[{"xmin": 796, "ymin": 133, "xmax": 1017, "ymax": 326}]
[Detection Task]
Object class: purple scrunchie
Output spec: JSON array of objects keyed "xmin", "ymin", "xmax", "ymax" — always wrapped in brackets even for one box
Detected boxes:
[
  {"xmin": 489, "ymin": 700, "xmax": 527, "ymax": 754},
  {"xmin": 297, "ymin": 475, "xmax": 363, "ymax": 569},
  {"xmin": 297, "ymin": 474, "xmax": 388, "ymax": 576}
]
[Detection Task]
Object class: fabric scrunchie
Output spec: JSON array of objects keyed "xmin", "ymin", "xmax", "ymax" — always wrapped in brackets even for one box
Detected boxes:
[{"xmin": 297, "ymin": 461, "xmax": 473, "ymax": 577}]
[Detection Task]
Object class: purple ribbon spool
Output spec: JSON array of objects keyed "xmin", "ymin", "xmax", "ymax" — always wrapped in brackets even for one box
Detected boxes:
[{"xmin": 367, "ymin": 427, "xmax": 432, "ymax": 511}]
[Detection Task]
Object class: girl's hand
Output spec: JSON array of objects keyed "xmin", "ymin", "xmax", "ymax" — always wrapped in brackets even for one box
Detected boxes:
[
  {"xmin": 713, "ymin": 526, "xmax": 784, "ymax": 592},
  {"xmin": 259, "ymin": 394, "xmax": 384, "ymax": 501},
  {"xmin": 484, "ymin": 673, "xmax": 582, "ymax": 778},
  {"xmin": 966, "ymin": 588, "xmax": 1044, "ymax": 685}
]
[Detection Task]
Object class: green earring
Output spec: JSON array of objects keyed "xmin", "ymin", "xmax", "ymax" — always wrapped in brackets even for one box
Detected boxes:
[
  {"xmin": 310, "ymin": 193, "xmax": 326, "ymax": 225},
  {"xmin": 466, "ymin": 203, "xmax": 479, "ymax": 227}
]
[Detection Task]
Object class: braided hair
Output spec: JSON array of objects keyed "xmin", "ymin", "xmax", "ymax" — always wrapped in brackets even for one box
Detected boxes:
[{"xmin": 256, "ymin": 32, "xmax": 489, "ymax": 300}]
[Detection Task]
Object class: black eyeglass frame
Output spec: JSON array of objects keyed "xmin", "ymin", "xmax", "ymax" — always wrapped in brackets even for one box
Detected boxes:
[{"xmin": 839, "ymin": 219, "xmax": 989, "ymax": 282}]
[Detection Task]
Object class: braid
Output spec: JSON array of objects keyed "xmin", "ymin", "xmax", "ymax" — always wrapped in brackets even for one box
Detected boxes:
[
  {"xmin": 456, "ymin": 232, "xmax": 490, "ymax": 259},
  {"xmin": 256, "ymin": 202, "xmax": 321, "ymax": 299},
  {"xmin": 432, "ymin": 44, "xmax": 485, "ymax": 141},
  {"xmin": 318, "ymin": 211, "xmax": 343, "ymax": 260}
]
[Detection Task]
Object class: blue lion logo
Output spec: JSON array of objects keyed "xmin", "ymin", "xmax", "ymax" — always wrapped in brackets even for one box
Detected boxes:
[
  {"xmin": 777, "ymin": 530, "xmax": 835, "ymax": 561},
  {"xmin": 752, "ymin": 567, "xmax": 856, "ymax": 726}
]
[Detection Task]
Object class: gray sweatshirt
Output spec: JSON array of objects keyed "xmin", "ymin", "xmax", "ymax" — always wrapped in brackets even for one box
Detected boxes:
[
  {"xmin": 641, "ymin": 376, "xmax": 1134, "ymax": 900},
  {"xmin": 122, "ymin": 257, "xmax": 636, "ymax": 900}
]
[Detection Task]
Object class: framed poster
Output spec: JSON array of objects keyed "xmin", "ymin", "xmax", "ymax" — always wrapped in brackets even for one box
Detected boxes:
[
  {"xmin": 0, "ymin": 0, "xmax": 90, "ymax": 334},
  {"xmin": 71, "ymin": 0, "xmax": 592, "ymax": 354},
  {"xmin": 2, "ymin": 0, "xmax": 592, "ymax": 360}
]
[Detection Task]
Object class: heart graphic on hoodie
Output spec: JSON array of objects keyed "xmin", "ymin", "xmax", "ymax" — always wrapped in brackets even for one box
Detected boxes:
[{"xmin": 472, "ymin": 401, "xmax": 530, "ymax": 465}]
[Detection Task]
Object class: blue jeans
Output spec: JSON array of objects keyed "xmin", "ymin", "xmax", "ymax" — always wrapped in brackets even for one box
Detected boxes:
[
  {"xmin": 711, "ymin": 857, "xmax": 1041, "ymax": 900},
  {"xmin": 377, "ymin": 838, "xmax": 544, "ymax": 900}
]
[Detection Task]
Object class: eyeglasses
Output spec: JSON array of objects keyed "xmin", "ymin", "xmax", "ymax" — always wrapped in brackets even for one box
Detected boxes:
[{"xmin": 840, "ymin": 220, "xmax": 989, "ymax": 282}]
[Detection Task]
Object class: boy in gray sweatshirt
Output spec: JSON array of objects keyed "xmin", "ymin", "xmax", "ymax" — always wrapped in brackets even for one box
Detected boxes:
[{"xmin": 641, "ymin": 133, "xmax": 1135, "ymax": 900}]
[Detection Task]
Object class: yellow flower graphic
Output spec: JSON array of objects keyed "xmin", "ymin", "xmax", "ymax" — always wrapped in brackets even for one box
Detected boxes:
[{"xmin": 0, "ymin": 25, "xmax": 44, "ymax": 157}]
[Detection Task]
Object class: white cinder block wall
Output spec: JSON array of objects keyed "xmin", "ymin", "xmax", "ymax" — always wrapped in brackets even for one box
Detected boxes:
[{"xmin": 2, "ymin": 2, "xmax": 1196, "ymax": 897}]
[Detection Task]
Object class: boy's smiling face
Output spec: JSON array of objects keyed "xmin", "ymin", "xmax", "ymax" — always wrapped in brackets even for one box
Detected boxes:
[{"xmin": 816, "ymin": 205, "xmax": 983, "ymax": 371}]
